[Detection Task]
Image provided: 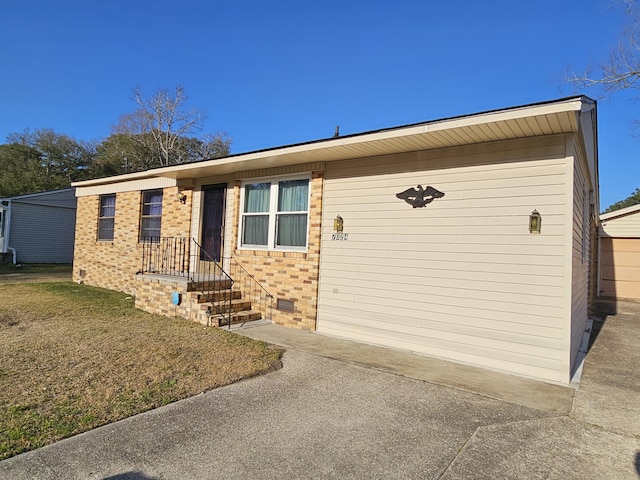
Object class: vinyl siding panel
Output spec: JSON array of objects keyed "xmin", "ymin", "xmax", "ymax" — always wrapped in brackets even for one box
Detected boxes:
[
  {"xmin": 600, "ymin": 210, "xmax": 640, "ymax": 238},
  {"xmin": 317, "ymin": 136, "xmax": 568, "ymax": 383},
  {"xmin": 569, "ymin": 144, "xmax": 591, "ymax": 378},
  {"xmin": 10, "ymin": 201, "xmax": 77, "ymax": 263},
  {"xmin": 600, "ymin": 238, "xmax": 640, "ymax": 299},
  {"xmin": 599, "ymin": 206, "xmax": 640, "ymax": 299}
]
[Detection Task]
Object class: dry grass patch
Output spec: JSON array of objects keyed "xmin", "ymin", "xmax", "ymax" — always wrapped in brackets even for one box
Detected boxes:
[
  {"xmin": 0, "ymin": 263, "xmax": 72, "ymax": 285},
  {"xmin": 0, "ymin": 282, "xmax": 283, "ymax": 460}
]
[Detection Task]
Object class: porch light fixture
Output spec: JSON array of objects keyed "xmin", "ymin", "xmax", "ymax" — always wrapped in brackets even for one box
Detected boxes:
[
  {"xmin": 177, "ymin": 191, "xmax": 187, "ymax": 204},
  {"xmin": 333, "ymin": 215, "xmax": 344, "ymax": 233},
  {"xmin": 529, "ymin": 210, "xmax": 541, "ymax": 234}
]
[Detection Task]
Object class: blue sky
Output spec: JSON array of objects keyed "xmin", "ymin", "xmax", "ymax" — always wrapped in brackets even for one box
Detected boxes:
[{"xmin": 1, "ymin": 0, "xmax": 638, "ymax": 210}]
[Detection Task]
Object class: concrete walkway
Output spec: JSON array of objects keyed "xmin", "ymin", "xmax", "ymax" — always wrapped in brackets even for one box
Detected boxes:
[{"xmin": 1, "ymin": 302, "xmax": 639, "ymax": 479}]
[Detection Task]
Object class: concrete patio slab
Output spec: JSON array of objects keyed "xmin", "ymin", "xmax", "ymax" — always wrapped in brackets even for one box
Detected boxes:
[{"xmin": 237, "ymin": 322, "xmax": 575, "ymax": 414}]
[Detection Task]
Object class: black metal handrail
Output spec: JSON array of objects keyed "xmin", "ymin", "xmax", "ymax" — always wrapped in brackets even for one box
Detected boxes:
[
  {"xmin": 140, "ymin": 236, "xmax": 189, "ymax": 276},
  {"xmin": 140, "ymin": 237, "xmax": 234, "ymax": 327},
  {"xmin": 227, "ymin": 256, "xmax": 274, "ymax": 324}
]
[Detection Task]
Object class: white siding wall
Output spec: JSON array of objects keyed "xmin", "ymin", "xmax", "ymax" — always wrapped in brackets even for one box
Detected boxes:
[
  {"xmin": 601, "ymin": 210, "xmax": 640, "ymax": 238},
  {"xmin": 568, "ymin": 141, "xmax": 591, "ymax": 379},
  {"xmin": 317, "ymin": 136, "xmax": 569, "ymax": 383}
]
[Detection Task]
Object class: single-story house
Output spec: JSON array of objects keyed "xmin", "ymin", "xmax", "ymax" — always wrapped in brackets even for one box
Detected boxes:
[
  {"xmin": 599, "ymin": 203, "xmax": 640, "ymax": 300},
  {"xmin": 0, "ymin": 188, "xmax": 77, "ymax": 264},
  {"xmin": 71, "ymin": 96, "xmax": 599, "ymax": 385}
]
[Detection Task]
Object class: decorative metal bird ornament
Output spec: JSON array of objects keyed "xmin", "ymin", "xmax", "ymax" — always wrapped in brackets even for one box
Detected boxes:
[{"xmin": 395, "ymin": 185, "xmax": 445, "ymax": 208}]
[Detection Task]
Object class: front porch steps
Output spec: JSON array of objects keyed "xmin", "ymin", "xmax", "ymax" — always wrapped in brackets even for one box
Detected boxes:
[
  {"xmin": 134, "ymin": 273, "xmax": 268, "ymax": 329},
  {"xmin": 185, "ymin": 285, "xmax": 263, "ymax": 328}
]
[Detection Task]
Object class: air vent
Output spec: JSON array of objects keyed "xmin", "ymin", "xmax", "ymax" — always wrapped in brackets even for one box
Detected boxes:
[{"xmin": 277, "ymin": 298, "xmax": 295, "ymax": 313}]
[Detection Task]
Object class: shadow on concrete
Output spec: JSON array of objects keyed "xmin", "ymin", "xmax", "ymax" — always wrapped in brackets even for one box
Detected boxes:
[
  {"xmin": 589, "ymin": 297, "xmax": 618, "ymax": 352},
  {"xmin": 635, "ymin": 451, "xmax": 640, "ymax": 477},
  {"xmin": 103, "ymin": 473, "xmax": 159, "ymax": 480},
  {"xmin": 587, "ymin": 314, "xmax": 607, "ymax": 351}
]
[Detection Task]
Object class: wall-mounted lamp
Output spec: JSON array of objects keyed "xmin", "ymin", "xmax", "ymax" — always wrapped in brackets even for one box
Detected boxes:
[
  {"xmin": 177, "ymin": 191, "xmax": 187, "ymax": 204},
  {"xmin": 529, "ymin": 210, "xmax": 541, "ymax": 234},
  {"xmin": 333, "ymin": 215, "xmax": 344, "ymax": 233}
]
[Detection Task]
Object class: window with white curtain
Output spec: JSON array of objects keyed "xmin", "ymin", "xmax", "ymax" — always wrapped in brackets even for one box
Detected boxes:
[{"xmin": 240, "ymin": 176, "xmax": 310, "ymax": 250}]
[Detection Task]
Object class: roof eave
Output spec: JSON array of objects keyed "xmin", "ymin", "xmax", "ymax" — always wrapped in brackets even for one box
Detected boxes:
[{"xmin": 72, "ymin": 96, "xmax": 590, "ymax": 188}]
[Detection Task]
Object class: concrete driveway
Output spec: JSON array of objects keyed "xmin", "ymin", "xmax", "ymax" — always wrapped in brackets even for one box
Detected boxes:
[{"xmin": 1, "ymin": 301, "xmax": 639, "ymax": 479}]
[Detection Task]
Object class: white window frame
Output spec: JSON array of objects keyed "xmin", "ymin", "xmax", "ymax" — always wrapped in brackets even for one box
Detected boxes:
[
  {"xmin": 98, "ymin": 193, "xmax": 116, "ymax": 241},
  {"xmin": 140, "ymin": 189, "xmax": 163, "ymax": 242},
  {"xmin": 238, "ymin": 174, "xmax": 311, "ymax": 252}
]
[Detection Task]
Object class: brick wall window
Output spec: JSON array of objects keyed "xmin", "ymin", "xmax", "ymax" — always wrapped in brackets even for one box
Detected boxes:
[
  {"xmin": 239, "ymin": 176, "xmax": 309, "ymax": 251},
  {"xmin": 98, "ymin": 194, "xmax": 116, "ymax": 241},
  {"xmin": 140, "ymin": 189, "xmax": 163, "ymax": 241}
]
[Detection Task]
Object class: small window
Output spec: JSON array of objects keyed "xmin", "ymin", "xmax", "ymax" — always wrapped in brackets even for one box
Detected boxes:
[
  {"xmin": 242, "ymin": 182, "xmax": 271, "ymax": 246},
  {"xmin": 276, "ymin": 179, "xmax": 309, "ymax": 247},
  {"xmin": 98, "ymin": 194, "xmax": 116, "ymax": 241},
  {"xmin": 239, "ymin": 177, "xmax": 309, "ymax": 251},
  {"xmin": 140, "ymin": 190, "xmax": 163, "ymax": 241}
]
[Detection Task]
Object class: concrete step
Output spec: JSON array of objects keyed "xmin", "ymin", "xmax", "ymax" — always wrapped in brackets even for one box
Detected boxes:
[
  {"xmin": 188, "ymin": 290, "xmax": 242, "ymax": 303},
  {"xmin": 200, "ymin": 298, "xmax": 253, "ymax": 314},
  {"xmin": 208, "ymin": 310, "xmax": 263, "ymax": 327},
  {"xmin": 185, "ymin": 278, "xmax": 233, "ymax": 292}
]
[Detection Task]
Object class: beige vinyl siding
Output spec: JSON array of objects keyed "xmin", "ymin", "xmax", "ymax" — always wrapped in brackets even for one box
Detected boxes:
[
  {"xmin": 599, "ymin": 206, "xmax": 640, "ymax": 299},
  {"xmin": 317, "ymin": 136, "xmax": 568, "ymax": 383},
  {"xmin": 568, "ymin": 142, "xmax": 591, "ymax": 379},
  {"xmin": 601, "ymin": 210, "xmax": 640, "ymax": 238},
  {"xmin": 600, "ymin": 238, "xmax": 640, "ymax": 299}
]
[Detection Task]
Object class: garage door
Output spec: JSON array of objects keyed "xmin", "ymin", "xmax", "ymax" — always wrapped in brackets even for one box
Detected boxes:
[{"xmin": 600, "ymin": 237, "xmax": 640, "ymax": 299}]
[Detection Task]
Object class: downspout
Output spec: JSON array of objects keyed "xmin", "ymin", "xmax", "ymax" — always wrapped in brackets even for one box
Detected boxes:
[{"xmin": 3, "ymin": 201, "xmax": 16, "ymax": 264}]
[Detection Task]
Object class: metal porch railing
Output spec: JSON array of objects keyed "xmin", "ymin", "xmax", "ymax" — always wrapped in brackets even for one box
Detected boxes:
[
  {"xmin": 227, "ymin": 256, "xmax": 274, "ymax": 323},
  {"xmin": 140, "ymin": 237, "xmax": 234, "ymax": 327}
]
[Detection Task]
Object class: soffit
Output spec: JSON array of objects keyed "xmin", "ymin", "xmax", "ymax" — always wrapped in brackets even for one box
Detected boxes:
[{"xmin": 73, "ymin": 98, "xmax": 584, "ymax": 187}]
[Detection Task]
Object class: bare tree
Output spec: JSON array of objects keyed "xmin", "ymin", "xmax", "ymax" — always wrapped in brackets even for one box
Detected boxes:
[
  {"xmin": 112, "ymin": 86, "xmax": 231, "ymax": 168},
  {"xmin": 568, "ymin": 1, "xmax": 640, "ymax": 97},
  {"xmin": 568, "ymin": 1, "xmax": 640, "ymax": 213}
]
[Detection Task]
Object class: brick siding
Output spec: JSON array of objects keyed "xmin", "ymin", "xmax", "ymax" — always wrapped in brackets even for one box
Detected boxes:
[
  {"xmin": 231, "ymin": 172, "xmax": 323, "ymax": 330},
  {"xmin": 73, "ymin": 172, "xmax": 323, "ymax": 332},
  {"xmin": 73, "ymin": 186, "xmax": 193, "ymax": 295}
]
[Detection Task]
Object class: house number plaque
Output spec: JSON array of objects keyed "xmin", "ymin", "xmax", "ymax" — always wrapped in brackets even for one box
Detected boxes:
[{"xmin": 332, "ymin": 233, "xmax": 349, "ymax": 241}]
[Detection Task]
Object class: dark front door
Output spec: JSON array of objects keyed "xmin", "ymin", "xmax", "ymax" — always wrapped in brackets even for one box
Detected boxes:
[{"xmin": 200, "ymin": 184, "xmax": 226, "ymax": 262}]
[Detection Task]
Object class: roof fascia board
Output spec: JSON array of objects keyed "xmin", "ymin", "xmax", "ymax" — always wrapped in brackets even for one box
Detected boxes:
[
  {"xmin": 600, "ymin": 203, "xmax": 640, "ymax": 221},
  {"xmin": 0, "ymin": 188, "xmax": 74, "ymax": 202},
  {"xmin": 72, "ymin": 97, "xmax": 588, "ymax": 189}
]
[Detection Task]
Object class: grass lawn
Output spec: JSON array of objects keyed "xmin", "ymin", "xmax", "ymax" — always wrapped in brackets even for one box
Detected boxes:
[
  {"xmin": 0, "ymin": 281, "xmax": 283, "ymax": 460},
  {"xmin": 0, "ymin": 263, "xmax": 72, "ymax": 284}
]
